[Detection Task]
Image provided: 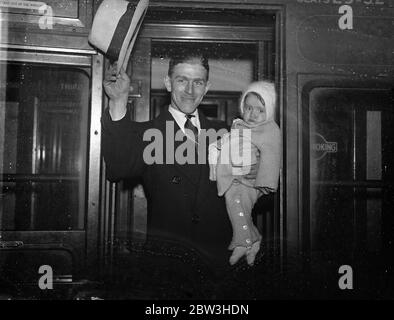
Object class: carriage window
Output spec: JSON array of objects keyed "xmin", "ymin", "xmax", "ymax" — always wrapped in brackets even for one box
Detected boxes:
[{"xmin": 0, "ymin": 62, "xmax": 90, "ymax": 231}]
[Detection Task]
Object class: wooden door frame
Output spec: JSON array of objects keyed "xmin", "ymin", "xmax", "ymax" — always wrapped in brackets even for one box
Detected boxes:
[{"xmin": 105, "ymin": 2, "xmax": 286, "ymax": 267}]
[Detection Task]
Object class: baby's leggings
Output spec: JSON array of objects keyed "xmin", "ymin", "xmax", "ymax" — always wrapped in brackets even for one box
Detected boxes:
[{"xmin": 224, "ymin": 181, "xmax": 262, "ymax": 250}]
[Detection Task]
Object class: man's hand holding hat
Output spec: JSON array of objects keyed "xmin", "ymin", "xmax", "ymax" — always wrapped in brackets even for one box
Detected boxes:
[{"xmin": 103, "ymin": 62, "xmax": 131, "ymax": 121}]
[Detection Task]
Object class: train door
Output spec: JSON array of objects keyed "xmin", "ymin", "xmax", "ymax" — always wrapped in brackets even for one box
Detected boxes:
[
  {"xmin": 101, "ymin": 6, "xmax": 283, "ymax": 271},
  {"xmin": 303, "ymin": 83, "xmax": 394, "ymax": 291}
]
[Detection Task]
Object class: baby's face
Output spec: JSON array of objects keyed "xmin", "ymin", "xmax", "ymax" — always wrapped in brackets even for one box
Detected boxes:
[{"xmin": 243, "ymin": 94, "xmax": 266, "ymax": 125}]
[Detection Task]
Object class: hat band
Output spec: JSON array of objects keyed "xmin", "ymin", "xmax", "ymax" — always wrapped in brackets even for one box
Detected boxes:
[{"xmin": 107, "ymin": 2, "xmax": 136, "ymax": 62}]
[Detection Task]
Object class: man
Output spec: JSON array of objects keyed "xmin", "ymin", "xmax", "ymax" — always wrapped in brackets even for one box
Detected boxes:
[{"xmin": 101, "ymin": 53, "xmax": 233, "ymax": 268}]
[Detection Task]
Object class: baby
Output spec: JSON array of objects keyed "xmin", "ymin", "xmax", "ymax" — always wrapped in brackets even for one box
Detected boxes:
[{"xmin": 208, "ymin": 81, "xmax": 281, "ymax": 266}]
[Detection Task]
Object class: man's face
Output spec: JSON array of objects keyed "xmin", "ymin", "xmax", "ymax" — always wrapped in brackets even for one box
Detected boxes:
[
  {"xmin": 164, "ymin": 61, "xmax": 211, "ymax": 114},
  {"xmin": 243, "ymin": 93, "xmax": 267, "ymax": 125}
]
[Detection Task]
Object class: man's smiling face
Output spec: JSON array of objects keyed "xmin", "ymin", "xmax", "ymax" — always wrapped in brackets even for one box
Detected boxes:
[{"xmin": 164, "ymin": 60, "xmax": 211, "ymax": 115}]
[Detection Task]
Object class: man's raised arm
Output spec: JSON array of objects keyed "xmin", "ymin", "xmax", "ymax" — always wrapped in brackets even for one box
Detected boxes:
[
  {"xmin": 103, "ymin": 63, "xmax": 129, "ymax": 120},
  {"xmin": 101, "ymin": 63, "xmax": 146, "ymax": 182}
]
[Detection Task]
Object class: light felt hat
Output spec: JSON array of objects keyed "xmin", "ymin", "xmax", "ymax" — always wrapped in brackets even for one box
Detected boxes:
[{"xmin": 88, "ymin": 0, "xmax": 149, "ymax": 74}]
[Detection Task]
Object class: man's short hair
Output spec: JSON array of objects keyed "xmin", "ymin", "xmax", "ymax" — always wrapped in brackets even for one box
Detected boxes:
[{"xmin": 168, "ymin": 53, "xmax": 210, "ymax": 80}]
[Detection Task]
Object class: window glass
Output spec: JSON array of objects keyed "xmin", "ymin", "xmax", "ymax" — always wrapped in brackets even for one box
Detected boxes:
[
  {"xmin": 0, "ymin": 62, "xmax": 90, "ymax": 231},
  {"xmin": 308, "ymin": 88, "xmax": 392, "ymax": 257}
]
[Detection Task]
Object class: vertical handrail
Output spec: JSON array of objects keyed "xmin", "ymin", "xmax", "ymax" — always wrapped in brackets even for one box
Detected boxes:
[{"xmin": 86, "ymin": 53, "xmax": 104, "ymax": 278}]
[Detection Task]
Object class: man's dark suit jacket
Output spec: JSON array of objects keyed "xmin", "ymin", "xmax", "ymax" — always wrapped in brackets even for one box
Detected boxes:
[{"xmin": 101, "ymin": 107, "xmax": 232, "ymax": 267}]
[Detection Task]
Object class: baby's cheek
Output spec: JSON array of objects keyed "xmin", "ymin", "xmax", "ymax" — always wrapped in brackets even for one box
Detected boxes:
[{"xmin": 258, "ymin": 114, "xmax": 266, "ymax": 122}]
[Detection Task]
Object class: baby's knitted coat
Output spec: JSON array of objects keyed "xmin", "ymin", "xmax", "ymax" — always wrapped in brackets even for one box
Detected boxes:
[{"xmin": 209, "ymin": 81, "xmax": 282, "ymax": 196}]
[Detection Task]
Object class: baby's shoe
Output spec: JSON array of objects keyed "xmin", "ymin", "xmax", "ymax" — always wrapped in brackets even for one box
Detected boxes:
[
  {"xmin": 246, "ymin": 241, "xmax": 261, "ymax": 266},
  {"xmin": 229, "ymin": 246, "xmax": 248, "ymax": 265}
]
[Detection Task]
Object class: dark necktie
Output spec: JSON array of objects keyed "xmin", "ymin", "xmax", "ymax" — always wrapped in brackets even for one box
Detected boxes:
[{"xmin": 184, "ymin": 114, "xmax": 199, "ymax": 144}]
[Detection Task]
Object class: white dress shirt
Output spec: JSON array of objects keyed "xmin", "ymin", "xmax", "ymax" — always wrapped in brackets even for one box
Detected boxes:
[{"xmin": 168, "ymin": 105, "xmax": 201, "ymax": 134}]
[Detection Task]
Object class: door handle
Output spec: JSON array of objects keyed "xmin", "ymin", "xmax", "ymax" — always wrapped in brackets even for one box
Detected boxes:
[
  {"xmin": 128, "ymin": 80, "xmax": 142, "ymax": 99},
  {"xmin": 0, "ymin": 241, "xmax": 24, "ymax": 248}
]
